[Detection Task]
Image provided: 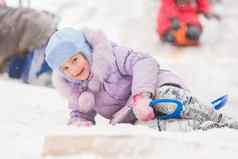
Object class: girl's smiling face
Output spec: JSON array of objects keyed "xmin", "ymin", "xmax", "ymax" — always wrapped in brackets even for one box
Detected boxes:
[{"xmin": 60, "ymin": 53, "xmax": 90, "ymax": 81}]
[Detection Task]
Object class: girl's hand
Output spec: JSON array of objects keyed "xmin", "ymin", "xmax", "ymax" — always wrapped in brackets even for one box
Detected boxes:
[
  {"xmin": 132, "ymin": 93, "xmax": 155, "ymax": 122},
  {"xmin": 68, "ymin": 119, "xmax": 93, "ymax": 127}
]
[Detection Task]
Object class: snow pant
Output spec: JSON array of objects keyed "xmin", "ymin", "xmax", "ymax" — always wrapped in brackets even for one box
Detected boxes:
[{"xmin": 186, "ymin": 26, "xmax": 201, "ymax": 41}]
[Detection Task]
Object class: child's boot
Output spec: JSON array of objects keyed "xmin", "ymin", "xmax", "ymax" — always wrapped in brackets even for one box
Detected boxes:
[{"xmin": 186, "ymin": 26, "xmax": 201, "ymax": 41}]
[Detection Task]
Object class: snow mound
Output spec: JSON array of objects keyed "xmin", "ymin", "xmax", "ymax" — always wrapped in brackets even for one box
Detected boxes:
[{"xmin": 42, "ymin": 125, "xmax": 238, "ymax": 159}]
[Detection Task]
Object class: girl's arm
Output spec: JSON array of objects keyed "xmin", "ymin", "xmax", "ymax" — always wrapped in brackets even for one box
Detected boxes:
[
  {"xmin": 114, "ymin": 47, "xmax": 160, "ymax": 98},
  {"xmin": 113, "ymin": 48, "xmax": 159, "ymax": 121}
]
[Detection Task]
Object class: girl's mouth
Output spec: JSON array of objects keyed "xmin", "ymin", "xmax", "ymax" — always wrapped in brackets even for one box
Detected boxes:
[{"xmin": 75, "ymin": 67, "xmax": 85, "ymax": 78}]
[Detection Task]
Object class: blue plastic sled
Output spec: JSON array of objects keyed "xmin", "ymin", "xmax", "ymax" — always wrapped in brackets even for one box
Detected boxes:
[
  {"xmin": 150, "ymin": 95, "xmax": 228, "ymax": 120},
  {"xmin": 211, "ymin": 95, "xmax": 228, "ymax": 110}
]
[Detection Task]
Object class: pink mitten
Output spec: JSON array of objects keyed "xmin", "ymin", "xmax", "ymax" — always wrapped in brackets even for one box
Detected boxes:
[{"xmin": 132, "ymin": 93, "xmax": 155, "ymax": 122}]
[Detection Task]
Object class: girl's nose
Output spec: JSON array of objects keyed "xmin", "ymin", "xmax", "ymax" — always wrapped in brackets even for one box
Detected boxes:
[{"xmin": 69, "ymin": 66, "xmax": 79, "ymax": 77}]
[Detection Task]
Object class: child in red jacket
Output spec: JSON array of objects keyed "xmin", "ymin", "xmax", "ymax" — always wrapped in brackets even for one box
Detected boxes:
[{"xmin": 157, "ymin": 0, "xmax": 212, "ymax": 46}]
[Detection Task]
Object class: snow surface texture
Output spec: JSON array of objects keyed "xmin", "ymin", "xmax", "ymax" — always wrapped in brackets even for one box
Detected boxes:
[
  {"xmin": 1, "ymin": 0, "xmax": 238, "ymax": 159},
  {"xmin": 42, "ymin": 125, "xmax": 238, "ymax": 159}
]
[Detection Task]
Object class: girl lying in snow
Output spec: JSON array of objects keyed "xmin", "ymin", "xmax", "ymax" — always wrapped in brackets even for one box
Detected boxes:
[{"xmin": 45, "ymin": 28, "xmax": 238, "ymax": 131}]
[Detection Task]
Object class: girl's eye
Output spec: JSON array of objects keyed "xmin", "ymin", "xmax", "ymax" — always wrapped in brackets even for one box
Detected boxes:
[
  {"xmin": 72, "ymin": 57, "xmax": 78, "ymax": 63},
  {"xmin": 63, "ymin": 66, "xmax": 69, "ymax": 71}
]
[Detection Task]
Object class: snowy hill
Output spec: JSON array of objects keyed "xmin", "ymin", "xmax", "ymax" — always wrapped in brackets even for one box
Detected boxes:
[
  {"xmin": 0, "ymin": 80, "xmax": 67, "ymax": 159},
  {"xmin": 2, "ymin": 0, "xmax": 238, "ymax": 158}
]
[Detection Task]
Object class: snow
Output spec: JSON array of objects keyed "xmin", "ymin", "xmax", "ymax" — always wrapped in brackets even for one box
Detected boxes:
[
  {"xmin": 1, "ymin": 0, "xmax": 238, "ymax": 159},
  {"xmin": 44, "ymin": 126, "xmax": 238, "ymax": 159},
  {"xmin": 43, "ymin": 125, "xmax": 238, "ymax": 159}
]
